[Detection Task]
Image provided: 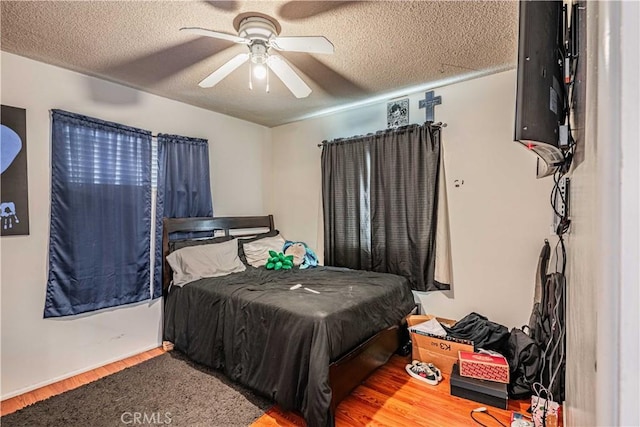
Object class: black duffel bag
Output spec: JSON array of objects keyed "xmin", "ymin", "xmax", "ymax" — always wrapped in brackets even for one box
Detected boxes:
[{"xmin": 443, "ymin": 312, "xmax": 510, "ymax": 351}]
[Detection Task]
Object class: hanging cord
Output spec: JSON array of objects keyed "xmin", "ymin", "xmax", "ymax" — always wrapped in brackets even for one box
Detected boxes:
[
  {"xmin": 537, "ymin": 236, "xmax": 567, "ymax": 403},
  {"xmin": 536, "ymin": 24, "xmax": 574, "ymax": 409},
  {"xmin": 546, "ymin": 275, "xmax": 566, "ymax": 391},
  {"xmin": 537, "ymin": 271, "xmax": 566, "ymax": 390},
  {"xmin": 532, "ymin": 383, "xmax": 553, "ymax": 427},
  {"xmin": 538, "ymin": 27, "xmax": 574, "ymax": 404},
  {"xmin": 532, "ymin": 5, "xmax": 579, "ymax": 416}
]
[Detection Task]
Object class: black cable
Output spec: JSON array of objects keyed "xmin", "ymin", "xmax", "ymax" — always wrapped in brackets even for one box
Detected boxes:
[
  {"xmin": 550, "ymin": 169, "xmax": 566, "ymax": 219},
  {"xmin": 537, "ymin": 6, "xmax": 575, "ymax": 405},
  {"xmin": 553, "ymin": 237, "xmax": 561, "ymax": 273},
  {"xmin": 470, "ymin": 411, "xmax": 489, "ymax": 427},
  {"xmin": 558, "ymin": 237, "xmax": 564, "ymax": 272},
  {"xmin": 537, "ymin": 13, "xmax": 575, "ymax": 406},
  {"xmin": 470, "ymin": 410, "xmax": 508, "ymax": 427}
]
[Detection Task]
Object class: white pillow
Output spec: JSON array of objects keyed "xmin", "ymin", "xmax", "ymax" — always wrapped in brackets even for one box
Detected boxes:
[
  {"xmin": 166, "ymin": 238, "xmax": 246, "ymax": 287},
  {"xmin": 243, "ymin": 234, "xmax": 287, "ymax": 268}
]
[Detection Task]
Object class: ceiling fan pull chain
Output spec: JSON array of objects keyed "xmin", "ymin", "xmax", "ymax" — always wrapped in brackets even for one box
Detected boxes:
[
  {"xmin": 249, "ymin": 62, "xmax": 253, "ymax": 90},
  {"xmin": 266, "ymin": 64, "xmax": 270, "ymax": 93}
]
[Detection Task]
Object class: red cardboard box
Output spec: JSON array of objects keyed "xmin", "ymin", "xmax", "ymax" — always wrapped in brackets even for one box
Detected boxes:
[{"xmin": 458, "ymin": 350, "xmax": 510, "ymax": 384}]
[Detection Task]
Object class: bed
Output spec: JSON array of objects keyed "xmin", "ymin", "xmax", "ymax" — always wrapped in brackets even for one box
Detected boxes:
[{"xmin": 162, "ymin": 215, "xmax": 415, "ymax": 427}]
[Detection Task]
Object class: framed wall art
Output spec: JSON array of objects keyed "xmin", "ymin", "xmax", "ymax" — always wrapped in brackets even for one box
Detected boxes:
[
  {"xmin": 1, "ymin": 105, "xmax": 30, "ymax": 236},
  {"xmin": 387, "ymin": 98, "xmax": 409, "ymax": 128}
]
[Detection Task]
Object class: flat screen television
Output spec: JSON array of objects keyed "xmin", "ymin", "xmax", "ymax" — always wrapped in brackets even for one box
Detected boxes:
[{"xmin": 514, "ymin": 0, "xmax": 566, "ymax": 176}]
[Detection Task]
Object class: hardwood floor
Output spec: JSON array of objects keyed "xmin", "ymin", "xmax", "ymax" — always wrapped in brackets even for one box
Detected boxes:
[
  {"xmin": 2, "ymin": 349, "xmax": 542, "ymax": 426},
  {"xmin": 0, "ymin": 347, "xmax": 165, "ymax": 417},
  {"xmin": 252, "ymin": 355, "xmax": 534, "ymax": 427}
]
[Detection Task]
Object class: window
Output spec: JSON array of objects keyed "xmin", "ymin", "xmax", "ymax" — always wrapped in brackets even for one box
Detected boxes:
[
  {"xmin": 321, "ymin": 124, "xmax": 450, "ymax": 291},
  {"xmin": 44, "ymin": 110, "xmax": 153, "ymax": 317},
  {"xmin": 152, "ymin": 134, "xmax": 213, "ymax": 297}
]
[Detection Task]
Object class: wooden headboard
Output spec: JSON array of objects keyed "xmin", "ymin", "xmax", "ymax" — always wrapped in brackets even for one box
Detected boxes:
[{"xmin": 162, "ymin": 215, "xmax": 275, "ymax": 294}]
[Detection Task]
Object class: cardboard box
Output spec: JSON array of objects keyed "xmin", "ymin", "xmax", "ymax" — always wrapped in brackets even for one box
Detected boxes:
[
  {"xmin": 458, "ymin": 350, "xmax": 510, "ymax": 383},
  {"xmin": 450, "ymin": 363, "xmax": 508, "ymax": 409},
  {"xmin": 407, "ymin": 315, "xmax": 474, "ymax": 375}
]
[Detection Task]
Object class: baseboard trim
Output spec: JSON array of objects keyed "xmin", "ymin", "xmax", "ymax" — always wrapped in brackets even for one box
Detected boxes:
[{"xmin": 1, "ymin": 342, "xmax": 162, "ymax": 401}]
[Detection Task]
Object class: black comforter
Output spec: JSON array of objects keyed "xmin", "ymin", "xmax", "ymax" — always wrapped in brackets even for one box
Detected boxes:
[{"xmin": 164, "ymin": 266, "xmax": 414, "ymax": 427}]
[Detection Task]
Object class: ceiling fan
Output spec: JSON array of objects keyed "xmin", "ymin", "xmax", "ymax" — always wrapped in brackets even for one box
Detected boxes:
[{"xmin": 181, "ymin": 15, "xmax": 334, "ymax": 98}]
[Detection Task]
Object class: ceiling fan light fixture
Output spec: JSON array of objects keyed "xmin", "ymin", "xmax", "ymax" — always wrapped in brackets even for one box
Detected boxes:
[
  {"xmin": 250, "ymin": 42, "xmax": 268, "ymax": 64},
  {"xmin": 249, "ymin": 42, "xmax": 268, "ymax": 81},
  {"xmin": 252, "ymin": 62, "xmax": 267, "ymax": 80}
]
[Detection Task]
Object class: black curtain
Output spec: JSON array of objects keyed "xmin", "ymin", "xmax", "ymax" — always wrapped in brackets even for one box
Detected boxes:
[
  {"xmin": 321, "ymin": 137, "xmax": 372, "ymax": 270},
  {"xmin": 322, "ymin": 123, "xmax": 445, "ymax": 291}
]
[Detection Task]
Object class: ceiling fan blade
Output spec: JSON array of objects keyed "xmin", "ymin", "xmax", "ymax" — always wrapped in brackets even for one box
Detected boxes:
[
  {"xmin": 282, "ymin": 52, "xmax": 368, "ymax": 97},
  {"xmin": 271, "ymin": 36, "xmax": 334, "ymax": 54},
  {"xmin": 278, "ymin": 1, "xmax": 354, "ymax": 21},
  {"xmin": 180, "ymin": 27, "xmax": 248, "ymax": 44},
  {"xmin": 100, "ymin": 38, "xmax": 234, "ymax": 86},
  {"xmin": 203, "ymin": 1, "xmax": 239, "ymax": 12},
  {"xmin": 267, "ymin": 55, "xmax": 312, "ymax": 98},
  {"xmin": 199, "ymin": 53, "xmax": 249, "ymax": 88}
]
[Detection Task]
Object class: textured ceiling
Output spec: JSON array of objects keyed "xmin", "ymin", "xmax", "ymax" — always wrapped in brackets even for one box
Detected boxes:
[{"xmin": 1, "ymin": 1, "xmax": 518, "ymax": 127}]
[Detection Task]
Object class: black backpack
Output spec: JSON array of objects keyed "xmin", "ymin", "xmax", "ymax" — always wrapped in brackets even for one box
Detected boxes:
[
  {"xmin": 504, "ymin": 327, "xmax": 541, "ymax": 399},
  {"xmin": 527, "ymin": 240, "xmax": 566, "ymax": 402}
]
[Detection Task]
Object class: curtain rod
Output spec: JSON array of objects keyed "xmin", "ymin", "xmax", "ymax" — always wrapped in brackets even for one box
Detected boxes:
[
  {"xmin": 151, "ymin": 134, "xmax": 208, "ymax": 144},
  {"xmin": 51, "ymin": 109, "xmax": 153, "ymax": 136},
  {"xmin": 317, "ymin": 122, "xmax": 447, "ymax": 148}
]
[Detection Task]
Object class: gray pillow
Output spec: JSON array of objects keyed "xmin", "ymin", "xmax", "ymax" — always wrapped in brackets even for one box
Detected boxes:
[
  {"xmin": 243, "ymin": 235, "xmax": 287, "ymax": 268},
  {"xmin": 166, "ymin": 238, "xmax": 246, "ymax": 286},
  {"xmin": 237, "ymin": 229, "xmax": 280, "ymax": 264}
]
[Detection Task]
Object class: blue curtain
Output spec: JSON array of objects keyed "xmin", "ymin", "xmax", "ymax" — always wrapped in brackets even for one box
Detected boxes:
[
  {"xmin": 153, "ymin": 134, "xmax": 213, "ymax": 297},
  {"xmin": 45, "ymin": 110, "xmax": 152, "ymax": 317}
]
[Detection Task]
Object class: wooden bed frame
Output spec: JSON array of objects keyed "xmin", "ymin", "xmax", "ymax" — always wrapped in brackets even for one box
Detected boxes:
[{"xmin": 161, "ymin": 215, "xmax": 403, "ymax": 414}]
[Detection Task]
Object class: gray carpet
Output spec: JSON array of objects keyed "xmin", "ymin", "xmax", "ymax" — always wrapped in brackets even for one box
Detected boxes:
[{"xmin": 2, "ymin": 351, "xmax": 273, "ymax": 427}]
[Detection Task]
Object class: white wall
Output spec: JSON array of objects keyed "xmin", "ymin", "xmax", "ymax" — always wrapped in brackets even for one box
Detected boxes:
[
  {"xmin": 565, "ymin": 2, "xmax": 640, "ymax": 425},
  {"xmin": 616, "ymin": 3, "xmax": 640, "ymax": 425},
  {"xmin": 0, "ymin": 52, "xmax": 270, "ymax": 399},
  {"xmin": 563, "ymin": 3, "xmax": 598, "ymax": 424},
  {"xmin": 270, "ymin": 70, "xmax": 553, "ymax": 328}
]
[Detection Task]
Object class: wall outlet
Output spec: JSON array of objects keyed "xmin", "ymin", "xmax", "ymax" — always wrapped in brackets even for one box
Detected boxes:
[
  {"xmin": 414, "ymin": 302, "xmax": 423, "ymax": 315},
  {"xmin": 551, "ymin": 177, "xmax": 570, "ymax": 234}
]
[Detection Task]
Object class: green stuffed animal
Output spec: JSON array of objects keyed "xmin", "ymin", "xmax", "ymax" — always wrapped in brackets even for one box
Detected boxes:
[{"xmin": 265, "ymin": 250, "xmax": 294, "ymax": 270}]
